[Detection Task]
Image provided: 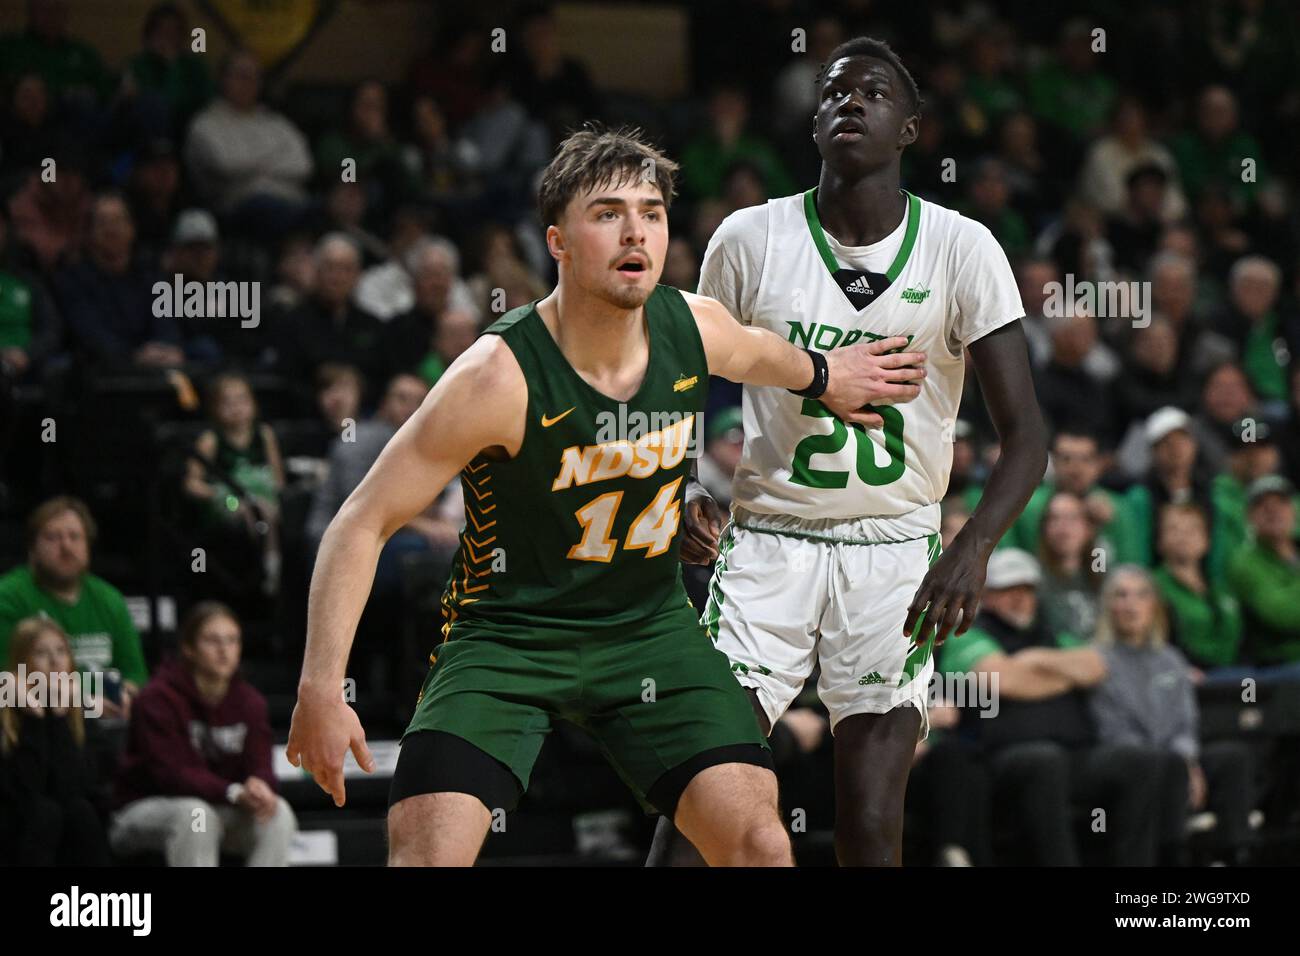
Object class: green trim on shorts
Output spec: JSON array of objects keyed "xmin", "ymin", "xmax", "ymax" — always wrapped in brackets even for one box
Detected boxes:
[
  {"xmin": 701, "ymin": 520, "xmax": 737, "ymax": 641},
  {"xmin": 900, "ymin": 532, "xmax": 943, "ymax": 685},
  {"xmin": 732, "ymin": 520, "xmax": 933, "ymax": 547}
]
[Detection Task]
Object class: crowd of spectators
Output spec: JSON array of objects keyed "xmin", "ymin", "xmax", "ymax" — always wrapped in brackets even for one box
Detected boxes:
[{"xmin": 1, "ymin": 0, "xmax": 1299, "ymax": 864}]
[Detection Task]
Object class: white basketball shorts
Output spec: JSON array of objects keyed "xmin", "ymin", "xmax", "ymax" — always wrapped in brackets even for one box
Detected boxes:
[{"xmin": 699, "ymin": 506, "xmax": 940, "ymax": 738}]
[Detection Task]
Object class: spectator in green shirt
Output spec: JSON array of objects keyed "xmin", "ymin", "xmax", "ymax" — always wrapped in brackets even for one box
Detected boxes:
[
  {"xmin": 1208, "ymin": 416, "xmax": 1290, "ymax": 587},
  {"xmin": 0, "ymin": 206, "xmax": 61, "ymax": 381},
  {"xmin": 314, "ymin": 79, "xmax": 415, "ymax": 221},
  {"xmin": 1169, "ymin": 85, "xmax": 1266, "ymax": 208},
  {"xmin": 1004, "ymin": 429, "xmax": 1141, "ymax": 564},
  {"xmin": 1123, "ymin": 407, "xmax": 1215, "ymax": 569},
  {"xmin": 121, "ymin": 2, "xmax": 214, "ymax": 137},
  {"xmin": 961, "ymin": 28, "xmax": 1023, "ymax": 132},
  {"xmin": 0, "ymin": 496, "xmax": 149, "ymax": 714},
  {"xmin": 1228, "ymin": 476, "xmax": 1300, "ymax": 668},
  {"xmin": 1153, "ymin": 502, "xmax": 1243, "ymax": 671},
  {"xmin": 959, "ymin": 159, "xmax": 1030, "ymax": 261},
  {"xmin": 0, "ymin": 0, "xmax": 111, "ymax": 108},
  {"xmin": 680, "ymin": 84, "xmax": 793, "ymax": 201},
  {"xmin": 1026, "ymin": 20, "xmax": 1116, "ymax": 142},
  {"xmin": 1214, "ymin": 256, "xmax": 1292, "ymax": 404}
]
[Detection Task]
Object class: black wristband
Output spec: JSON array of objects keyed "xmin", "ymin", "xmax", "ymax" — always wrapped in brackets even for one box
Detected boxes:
[{"xmin": 789, "ymin": 348, "xmax": 829, "ymax": 399}]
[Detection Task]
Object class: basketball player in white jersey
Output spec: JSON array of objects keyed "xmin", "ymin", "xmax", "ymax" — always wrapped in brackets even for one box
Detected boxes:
[{"xmin": 650, "ymin": 37, "xmax": 1049, "ymax": 866}]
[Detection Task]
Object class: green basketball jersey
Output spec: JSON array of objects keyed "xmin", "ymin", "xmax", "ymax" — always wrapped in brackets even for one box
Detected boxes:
[{"xmin": 440, "ymin": 285, "xmax": 708, "ymax": 639}]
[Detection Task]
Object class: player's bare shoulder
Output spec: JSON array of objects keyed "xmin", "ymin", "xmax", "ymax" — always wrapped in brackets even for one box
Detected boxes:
[
  {"xmin": 679, "ymin": 290, "xmax": 744, "ymax": 378},
  {"xmin": 679, "ymin": 289, "xmax": 733, "ymax": 324},
  {"xmin": 417, "ymin": 333, "xmax": 528, "ymax": 457}
]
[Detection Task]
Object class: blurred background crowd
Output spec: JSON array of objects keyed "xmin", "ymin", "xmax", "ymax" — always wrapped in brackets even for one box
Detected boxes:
[{"xmin": 0, "ymin": 0, "xmax": 1298, "ymax": 866}]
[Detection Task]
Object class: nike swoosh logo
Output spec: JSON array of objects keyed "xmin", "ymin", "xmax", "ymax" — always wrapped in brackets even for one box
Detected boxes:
[{"xmin": 541, "ymin": 407, "xmax": 576, "ymax": 427}]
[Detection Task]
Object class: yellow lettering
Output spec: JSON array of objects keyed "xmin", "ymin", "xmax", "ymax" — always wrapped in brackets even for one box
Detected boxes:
[
  {"xmin": 629, "ymin": 436, "xmax": 661, "ymax": 478},
  {"xmin": 552, "ymin": 414, "xmax": 695, "ymax": 488},
  {"xmin": 590, "ymin": 441, "xmax": 634, "ymax": 483},
  {"xmin": 659, "ymin": 416, "xmax": 693, "ymax": 469},
  {"xmin": 552, "ymin": 445, "xmax": 600, "ymax": 490}
]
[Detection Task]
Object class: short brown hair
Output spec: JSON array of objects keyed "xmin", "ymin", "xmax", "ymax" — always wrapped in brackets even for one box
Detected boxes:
[
  {"xmin": 537, "ymin": 125, "xmax": 679, "ymax": 227},
  {"xmin": 26, "ymin": 496, "xmax": 97, "ymax": 551},
  {"xmin": 316, "ymin": 361, "xmax": 364, "ymax": 393},
  {"xmin": 180, "ymin": 600, "xmax": 239, "ymax": 647}
]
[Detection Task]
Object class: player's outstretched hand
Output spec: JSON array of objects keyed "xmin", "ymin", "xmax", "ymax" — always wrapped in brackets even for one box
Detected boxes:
[
  {"xmin": 286, "ymin": 684, "xmax": 375, "ymax": 808},
  {"xmin": 821, "ymin": 336, "xmax": 926, "ymax": 427},
  {"xmin": 680, "ymin": 493, "xmax": 726, "ymax": 563},
  {"xmin": 903, "ymin": 535, "xmax": 987, "ymax": 649}
]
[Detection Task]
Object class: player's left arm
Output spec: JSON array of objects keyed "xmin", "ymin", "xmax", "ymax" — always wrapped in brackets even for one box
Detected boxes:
[{"xmin": 904, "ymin": 321, "xmax": 1049, "ymax": 647}]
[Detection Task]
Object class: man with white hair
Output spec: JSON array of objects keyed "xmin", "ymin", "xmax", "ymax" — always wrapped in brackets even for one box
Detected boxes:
[
  {"xmin": 356, "ymin": 232, "xmax": 478, "ymax": 321},
  {"xmin": 274, "ymin": 232, "xmax": 387, "ymax": 397},
  {"xmin": 383, "ymin": 238, "xmax": 484, "ymax": 382},
  {"xmin": 1218, "ymin": 255, "xmax": 1291, "ymax": 402}
]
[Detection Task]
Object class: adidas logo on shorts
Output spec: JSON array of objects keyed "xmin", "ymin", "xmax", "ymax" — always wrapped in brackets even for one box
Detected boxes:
[{"xmin": 858, "ymin": 671, "xmax": 885, "ymax": 685}]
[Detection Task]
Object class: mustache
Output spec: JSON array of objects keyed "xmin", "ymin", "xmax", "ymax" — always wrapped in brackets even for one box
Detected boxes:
[{"xmin": 611, "ymin": 248, "xmax": 653, "ymax": 269}]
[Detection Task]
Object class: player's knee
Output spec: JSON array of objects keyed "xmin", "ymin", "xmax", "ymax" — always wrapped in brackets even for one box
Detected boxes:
[
  {"xmin": 848, "ymin": 803, "xmax": 903, "ymax": 841},
  {"xmin": 733, "ymin": 816, "xmax": 791, "ymax": 866},
  {"xmin": 386, "ymin": 802, "xmax": 422, "ymax": 864}
]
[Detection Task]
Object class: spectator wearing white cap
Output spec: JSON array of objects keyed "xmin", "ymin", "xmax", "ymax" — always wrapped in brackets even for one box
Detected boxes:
[
  {"xmin": 1111, "ymin": 320, "xmax": 1198, "ymax": 478},
  {"xmin": 939, "ymin": 548, "xmax": 1163, "ymax": 865},
  {"xmin": 160, "ymin": 209, "xmax": 256, "ymax": 365},
  {"xmin": 1121, "ymin": 406, "xmax": 1215, "ymax": 566}
]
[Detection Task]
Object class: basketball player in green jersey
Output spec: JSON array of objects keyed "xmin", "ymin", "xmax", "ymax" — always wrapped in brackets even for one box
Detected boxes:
[{"xmin": 286, "ymin": 127, "xmax": 927, "ymax": 866}]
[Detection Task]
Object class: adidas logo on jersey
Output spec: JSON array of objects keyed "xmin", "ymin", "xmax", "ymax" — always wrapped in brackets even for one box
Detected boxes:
[
  {"xmin": 858, "ymin": 671, "xmax": 886, "ymax": 685},
  {"xmin": 901, "ymin": 285, "xmax": 931, "ymax": 304},
  {"xmin": 844, "ymin": 275, "xmax": 876, "ymax": 297}
]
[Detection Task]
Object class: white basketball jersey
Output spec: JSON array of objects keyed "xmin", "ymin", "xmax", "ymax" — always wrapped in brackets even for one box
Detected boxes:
[{"xmin": 699, "ymin": 190, "xmax": 1024, "ymax": 531}]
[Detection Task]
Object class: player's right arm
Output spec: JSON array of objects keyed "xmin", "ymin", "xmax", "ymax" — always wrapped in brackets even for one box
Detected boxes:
[
  {"xmin": 286, "ymin": 335, "xmax": 526, "ymax": 806},
  {"xmin": 685, "ymin": 291, "xmax": 926, "ymax": 427}
]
